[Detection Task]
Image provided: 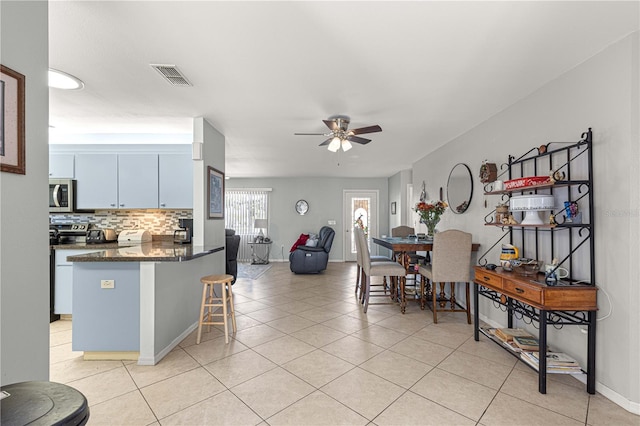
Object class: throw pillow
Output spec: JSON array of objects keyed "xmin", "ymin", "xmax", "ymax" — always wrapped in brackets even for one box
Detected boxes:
[{"xmin": 290, "ymin": 234, "xmax": 309, "ymax": 252}]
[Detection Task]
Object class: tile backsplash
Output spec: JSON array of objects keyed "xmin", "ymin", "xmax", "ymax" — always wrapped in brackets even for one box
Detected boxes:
[{"xmin": 50, "ymin": 210, "xmax": 193, "ymax": 235}]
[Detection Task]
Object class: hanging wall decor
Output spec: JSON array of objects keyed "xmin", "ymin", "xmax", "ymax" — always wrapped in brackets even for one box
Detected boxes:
[
  {"xmin": 0, "ymin": 65, "xmax": 26, "ymax": 175},
  {"xmin": 479, "ymin": 160, "xmax": 497, "ymax": 183},
  {"xmin": 207, "ymin": 166, "xmax": 225, "ymax": 219}
]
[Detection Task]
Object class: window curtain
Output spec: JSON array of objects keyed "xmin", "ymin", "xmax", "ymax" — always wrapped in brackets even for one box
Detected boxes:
[{"xmin": 225, "ymin": 189, "xmax": 271, "ymax": 262}]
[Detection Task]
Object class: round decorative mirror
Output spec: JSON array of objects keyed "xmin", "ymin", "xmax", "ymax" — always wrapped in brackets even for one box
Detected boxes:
[{"xmin": 447, "ymin": 163, "xmax": 473, "ymax": 214}]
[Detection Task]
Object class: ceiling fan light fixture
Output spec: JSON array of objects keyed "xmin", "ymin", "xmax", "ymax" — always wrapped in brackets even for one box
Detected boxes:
[
  {"xmin": 298, "ymin": 115, "xmax": 382, "ymax": 151},
  {"xmin": 328, "ymin": 137, "xmax": 341, "ymax": 152}
]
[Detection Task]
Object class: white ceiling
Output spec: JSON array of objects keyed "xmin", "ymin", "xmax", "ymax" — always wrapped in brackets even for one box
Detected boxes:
[{"xmin": 48, "ymin": 1, "xmax": 639, "ymax": 178}]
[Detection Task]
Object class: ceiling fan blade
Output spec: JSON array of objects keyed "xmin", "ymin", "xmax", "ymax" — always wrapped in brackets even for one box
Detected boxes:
[
  {"xmin": 294, "ymin": 133, "xmax": 326, "ymax": 136},
  {"xmin": 318, "ymin": 138, "xmax": 333, "ymax": 146},
  {"xmin": 350, "ymin": 125, "xmax": 382, "ymax": 135},
  {"xmin": 323, "ymin": 120, "xmax": 338, "ymax": 131},
  {"xmin": 346, "ymin": 135, "xmax": 371, "ymax": 145}
]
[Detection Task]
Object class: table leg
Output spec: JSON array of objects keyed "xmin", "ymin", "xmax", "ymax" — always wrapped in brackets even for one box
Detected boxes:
[
  {"xmin": 539, "ymin": 310, "xmax": 547, "ymax": 394},
  {"xmin": 473, "ymin": 283, "xmax": 480, "ymax": 341},
  {"xmin": 419, "ymin": 275, "xmax": 426, "ymax": 310},
  {"xmin": 400, "ymin": 276, "xmax": 406, "ymax": 313},
  {"xmin": 587, "ymin": 311, "xmax": 596, "ymax": 394}
]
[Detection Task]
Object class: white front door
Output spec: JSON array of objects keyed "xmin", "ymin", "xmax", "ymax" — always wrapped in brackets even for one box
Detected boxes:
[{"xmin": 343, "ymin": 190, "xmax": 379, "ymax": 262}]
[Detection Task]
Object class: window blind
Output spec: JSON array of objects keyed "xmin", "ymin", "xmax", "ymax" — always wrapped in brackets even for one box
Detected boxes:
[{"xmin": 225, "ymin": 189, "xmax": 270, "ymax": 262}]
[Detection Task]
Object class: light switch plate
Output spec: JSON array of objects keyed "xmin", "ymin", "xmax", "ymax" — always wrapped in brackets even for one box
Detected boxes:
[{"xmin": 101, "ymin": 279, "xmax": 115, "ymax": 289}]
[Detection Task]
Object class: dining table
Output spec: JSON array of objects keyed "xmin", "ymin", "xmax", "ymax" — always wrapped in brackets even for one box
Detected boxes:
[{"xmin": 372, "ymin": 236, "xmax": 481, "ymax": 311}]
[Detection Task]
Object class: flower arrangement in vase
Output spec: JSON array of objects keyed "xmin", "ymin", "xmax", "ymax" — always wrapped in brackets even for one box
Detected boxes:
[{"xmin": 414, "ymin": 200, "xmax": 448, "ymax": 238}]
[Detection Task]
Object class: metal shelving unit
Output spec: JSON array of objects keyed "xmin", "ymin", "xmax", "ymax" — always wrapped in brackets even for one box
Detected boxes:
[{"xmin": 474, "ymin": 128, "xmax": 597, "ymax": 394}]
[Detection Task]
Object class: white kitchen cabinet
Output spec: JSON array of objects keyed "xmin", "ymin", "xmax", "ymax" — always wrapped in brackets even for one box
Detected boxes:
[
  {"xmin": 118, "ymin": 154, "xmax": 159, "ymax": 208},
  {"xmin": 75, "ymin": 154, "xmax": 118, "ymax": 209},
  {"xmin": 54, "ymin": 249, "xmax": 100, "ymax": 315},
  {"xmin": 159, "ymin": 154, "xmax": 193, "ymax": 208},
  {"xmin": 55, "ymin": 146, "xmax": 192, "ymax": 210},
  {"xmin": 49, "ymin": 154, "xmax": 75, "ymax": 178}
]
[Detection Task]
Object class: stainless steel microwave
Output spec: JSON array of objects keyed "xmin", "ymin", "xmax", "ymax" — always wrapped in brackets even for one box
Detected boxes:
[{"xmin": 49, "ymin": 179, "xmax": 75, "ymax": 212}]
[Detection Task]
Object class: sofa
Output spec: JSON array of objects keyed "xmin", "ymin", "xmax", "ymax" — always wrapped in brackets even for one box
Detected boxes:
[
  {"xmin": 225, "ymin": 229, "xmax": 241, "ymax": 283},
  {"xmin": 289, "ymin": 226, "xmax": 335, "ymax": 274}
]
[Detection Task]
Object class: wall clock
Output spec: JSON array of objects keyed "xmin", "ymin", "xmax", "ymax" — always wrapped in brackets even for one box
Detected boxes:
[{"xmin": 295, "ymin": 199, "xmax": 309, "ymax": 215}]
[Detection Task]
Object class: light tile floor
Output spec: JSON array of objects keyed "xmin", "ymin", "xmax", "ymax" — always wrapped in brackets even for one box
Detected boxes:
[{"xmin": 49, "ymin": 262, "xmax": 640, "ymax": 425}]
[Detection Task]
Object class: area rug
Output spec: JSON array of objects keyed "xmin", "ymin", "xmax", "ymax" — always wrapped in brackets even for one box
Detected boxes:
[{"xmin": 237, "ymin": 263, "xmax": 272, "ymax": 280}]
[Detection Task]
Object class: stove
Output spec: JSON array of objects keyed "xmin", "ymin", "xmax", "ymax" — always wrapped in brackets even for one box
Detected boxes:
[
  {"xmin": 49, "ymin": 222, "xmax": 90, "ymax": 323},
  {"xmin": 49, "ymin": 222, "xmax": 90, "ymax": 245}
]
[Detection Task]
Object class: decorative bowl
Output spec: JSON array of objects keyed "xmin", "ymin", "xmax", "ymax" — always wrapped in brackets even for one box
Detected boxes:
[
  {"xmin": 504, "ymin": 176, "xmax": 551, "ymax": 190},
  {"xmin": 510, "ymin": 258, "xmax": 543, "ymax": 276}
]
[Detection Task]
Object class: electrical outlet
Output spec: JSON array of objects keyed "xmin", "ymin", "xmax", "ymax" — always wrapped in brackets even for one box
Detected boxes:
[{"xmin": 101, "ymin": 279, "xmax": 115, "ymax": 289}]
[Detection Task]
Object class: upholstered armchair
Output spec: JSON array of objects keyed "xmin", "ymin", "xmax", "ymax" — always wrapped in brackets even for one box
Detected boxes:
[{"xmin": 289, "ymin": 226, "xmax": 335, "ymax": 274}]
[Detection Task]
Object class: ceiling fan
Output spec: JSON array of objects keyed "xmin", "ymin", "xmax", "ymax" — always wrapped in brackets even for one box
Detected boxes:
[{"xmin": 295, "ymin": 115, "xmax": 382, "ymax": 152}]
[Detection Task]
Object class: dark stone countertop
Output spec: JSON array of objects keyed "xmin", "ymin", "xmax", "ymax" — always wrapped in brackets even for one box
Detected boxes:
[
  {"xmin": 51, "ymin": 241, "xmax": 122, "ymax": 250},
  {"xmin": 63, "ymin": 241, "xmax": 224, "ymax": 262}
]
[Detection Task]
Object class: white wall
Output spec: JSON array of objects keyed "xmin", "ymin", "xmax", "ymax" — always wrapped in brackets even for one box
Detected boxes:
[
  {"xmin": 192, "ymin": 117, "xmax": 225, "ymax": 275},
  {"xmin": 412, "ymin": 31, "xmax": 639, "ymax": 411},
  {"xmin": 388, "ymin": 172, "xmax": 402, "ymax": 230},
  {"xmin": 389, "ymin": 169, "xmax": 413, "ymax": 230},
  {"xmin": 0, "ymin": 0, "xmax": 50, "ymax": 384},
  {"xmin": 227, "ymin": 177, "xmax": 389, "ymax": 261}
]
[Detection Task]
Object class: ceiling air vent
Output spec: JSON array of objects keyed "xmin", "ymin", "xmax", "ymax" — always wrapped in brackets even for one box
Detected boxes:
[{"xmin": 150, "ymin": 64, "xmax": 192, "ymax": 87}]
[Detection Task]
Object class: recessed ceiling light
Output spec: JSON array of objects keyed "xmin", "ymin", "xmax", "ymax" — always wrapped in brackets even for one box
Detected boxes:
[{"xmin": 48, "ymin": 68, "xmax": 84, "ymax": 90}]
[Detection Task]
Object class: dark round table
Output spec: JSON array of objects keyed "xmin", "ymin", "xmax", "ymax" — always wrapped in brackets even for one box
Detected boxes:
[{"xmin": 0, "ymin": 381, "xmax": 89, "ymax": 426}]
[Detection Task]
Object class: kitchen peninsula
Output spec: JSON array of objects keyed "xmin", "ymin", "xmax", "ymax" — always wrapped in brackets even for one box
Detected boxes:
[{"xmin": 66, "ymin": 242, "xmax": 224, "ymax": 365}]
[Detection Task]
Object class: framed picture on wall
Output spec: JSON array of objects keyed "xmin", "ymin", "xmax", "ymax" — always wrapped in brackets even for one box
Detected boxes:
[
  {"xmin": 207, "ymin": 166, "xmax": 224, "ymax": 219},
  {"xmin": 391, "ymin": 202, "xmax": 397, "ymax": 215},
  {"xmin": 0, "ymin": 65, "xmax": 26, "ymax": 174}
]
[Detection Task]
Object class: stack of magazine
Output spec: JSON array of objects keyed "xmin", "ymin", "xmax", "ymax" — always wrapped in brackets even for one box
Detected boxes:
[
  {"xmin": 481, "ymin": 327, "xmax": 538, "ymax": 353},
  {"xmin": 520, "ymin": 351, "xmax": 582, "ymax": 374}
]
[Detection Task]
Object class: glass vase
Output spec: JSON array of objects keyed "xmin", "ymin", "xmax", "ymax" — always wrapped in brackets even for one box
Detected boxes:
[{"xmin": 422, "ymin": 217, "xmax": 440, "ymax": 239}]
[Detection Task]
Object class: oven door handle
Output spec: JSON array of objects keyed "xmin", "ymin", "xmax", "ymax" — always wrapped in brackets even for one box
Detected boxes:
[{"xmin": 52, "ymin": 184, "xmax": 62, "ymax": 207}]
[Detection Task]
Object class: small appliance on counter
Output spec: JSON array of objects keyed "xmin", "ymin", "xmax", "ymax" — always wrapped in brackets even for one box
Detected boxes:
[
  {"xmin": 49, "ymin": 222, "xmax": 90, "ymax": 245},
  {"xmin": 118, "ymin": 229, "xmax": 152, "ymax": 244},
  {"xmin": 173, "ymin": 218, "xmax": 193, "ymax": 244},
  {"xmin": 86, "ymin": 228, "xmax": 117, "ymax": 244}
]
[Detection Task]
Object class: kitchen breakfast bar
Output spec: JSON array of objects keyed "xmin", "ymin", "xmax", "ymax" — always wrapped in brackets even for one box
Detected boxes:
[{"xmin": 66, "ymin": 242, "xmax": 224, "ymax": 365}]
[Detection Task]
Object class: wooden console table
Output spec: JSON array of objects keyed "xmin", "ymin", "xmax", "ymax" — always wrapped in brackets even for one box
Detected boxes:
[{"xmin": 473, "ymin": 266, "xmax": 598, "ymax": 394}]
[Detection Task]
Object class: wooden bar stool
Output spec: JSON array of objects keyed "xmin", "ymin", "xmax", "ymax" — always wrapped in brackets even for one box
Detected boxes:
[{"xmin": 197, "ymin": 274, "xmax": 237, "ymax": 344}]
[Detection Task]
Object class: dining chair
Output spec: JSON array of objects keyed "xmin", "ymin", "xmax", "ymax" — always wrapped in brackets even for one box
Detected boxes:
[
  {"xmin": 355, "ymin": 227, "xmax": 407, "ymax": 313},
  {"xmin": 391, "ymin": 226, "xmax": 428, "ymax": 264},
  {"xmin": 418, "ymin": 229, "xmax": 473, "ymax": 323},
  {"xmin": 354, "ymin": 227, "xmax": 392, "ymax": 302},
  {"xmin": 391, "ymin": 226, "xmax": 426, "ymax": 299},
  {"xmin": 390, "ymin": 225, "xmax": 414, "ymax": 238}
]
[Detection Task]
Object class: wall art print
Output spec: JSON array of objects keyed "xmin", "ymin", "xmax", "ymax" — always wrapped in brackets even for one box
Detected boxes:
[
  {"xmin": 0, "ymin": 65, "xmax": 26, "ymax": 174},
  {"xmin": 207, "ymin": 166, "xmax": 224, "ymax": 219}
]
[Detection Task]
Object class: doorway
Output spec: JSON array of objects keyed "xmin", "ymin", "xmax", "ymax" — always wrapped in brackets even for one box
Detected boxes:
[{"xmin": 343, "ymin": 190, "xmax": 379, "ymax": 262}]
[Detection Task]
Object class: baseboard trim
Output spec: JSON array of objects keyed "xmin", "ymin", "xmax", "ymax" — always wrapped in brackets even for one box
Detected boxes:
[
  {"xmin": 137, "ymin": 322, "xmax": 198, "ymax": 366},
  {"xmin": 83, "ymin": 351, "xmax": 139, "ymax": 361},
  {"xmin": 594, "ymin": 381, "xmax": 640, "ymax": 415}
]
